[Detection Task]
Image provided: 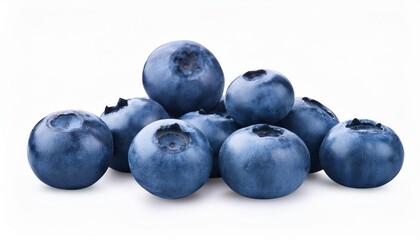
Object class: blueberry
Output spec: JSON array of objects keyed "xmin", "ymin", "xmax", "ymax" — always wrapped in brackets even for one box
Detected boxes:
[
  {"xmin": 180, "ymin": 109, "xmax": 239, "ymax": 178},
  {"xmin": 219, "ymin": 124, "xmax": 310, "ymax": 199},
  {"xmin": 128, "ymin": 119, "xmax": 212, "ymax": 199},
  {"xmin": 100, "ymin": 98, "xmax": 169, "ymax": 172},
  {"xmin": 278, "ymin": 97, "xmax": 339, "ymax": 173},
  {"xmin": 27, "ymin": 110, "xmax": 113, "ymax": 190},
  {"xmin": 225, "ymin": 69, "xmax": 295, "ymax": 126},
  {"xmin": 319, "ymin": 118, "xmax": 404, "ymax": 188},
  {"xmin": 142, "ymin": 40, "xmax": 225, "ymax": 117}
]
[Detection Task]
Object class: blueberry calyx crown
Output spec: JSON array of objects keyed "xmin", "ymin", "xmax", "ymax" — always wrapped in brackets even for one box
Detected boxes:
[
  {"xmin": 302, "ymin": 97, "xmax": 338, "ymax": 119},
  {"xmin": 155, "ymin": 123, "xmax": 192, "ymax": 153},
  {"xmin": 346, "ymin": 118, "xmax": 383, "ymax": 132},
  {"xmin": 243, "ymin": 69, "xmax": 267, "ymax": 81},
  {"xmin": 171, "ymin": 45, "xmax": 204, "ymax": 78},
  {"xmin": 104, "ymin": 98, "xmax": 128, "ymax": 114},
  {"xmin": 49, "ymin": 113, "xmax": 83, "ymax": 131},
  {"xmin": 252, "ymin": 125, "xmax": 284, "ymax": 137}
]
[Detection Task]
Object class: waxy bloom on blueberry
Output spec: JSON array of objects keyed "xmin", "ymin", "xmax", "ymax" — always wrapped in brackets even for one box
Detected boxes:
[
  {"xmin": 180, "ymin": 109, "xmax": 239, "ymax": 178},
  {"xmin": 101, "ymin": 98, "xmax": 169, "ymax": 172},
  {"xmin": 320, "ymin": 118, "xmax": 404, "ymax": 188},
  {"xmin": 128, "ymin": 119, "xmax": 212, "ymax": 199},
  {"xmin": 278, "ymin": 97, "xmax": 339, "ymax": 173},
  {"xmin": 27, "ymin": 110, "xmax": 113, "ymax": 190},
  {"xmin": 143, "ymin": 40, "xmax": 225, "ymax": 116},
  {"xmin": 225, "ymin": 69, "xmax": 294, "ymax": 126},
  {"xmin": 219, "ymin": 124, "xmax": 310, "ymax": 199}
]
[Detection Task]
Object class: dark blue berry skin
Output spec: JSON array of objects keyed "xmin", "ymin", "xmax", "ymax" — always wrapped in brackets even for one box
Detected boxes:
[
  {"xmin": 142, "ymin": 40, "xmax": 225, "ymax": 117},
  {"xmin": 225, "ymin": 69, "xmax": 294, "ymax": 127},
  {"xmin": 278, "ymin": 97, "xmax": 339, "ymax": 173},
  {"xmin": 27, "ymin": 110, "xmax": 113, "ymax": 190},
  {"xmin": 128, "ymin": 119, "xmax": 212, "ymax": 199},
  {"xmin": 219, "ymin": 124, "xmax": 310, "ymax": 199},
  {"xmin": 209, "ymin": 97, "xmax": 227, "ymax": 115},
  {"xmin": 180, "ymin": 110, "xmax": 239, "ymax": 178},
  {"xmin": 320, "ymin": 118, "xmax": 404, "ymax": 188},
  {"xmin": 100, "ymin": 98, "xmax": 169, "ymax": 173}
]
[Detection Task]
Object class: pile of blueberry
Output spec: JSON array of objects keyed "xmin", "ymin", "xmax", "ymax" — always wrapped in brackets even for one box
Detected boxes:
[{"xmin": 28, "ymin": 40, "xmax": 404, "ymax": 199}]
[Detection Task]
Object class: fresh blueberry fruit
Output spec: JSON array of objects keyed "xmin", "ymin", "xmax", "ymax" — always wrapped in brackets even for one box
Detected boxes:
[
  {"xmin": 27, "ymin": 110, "xmax": 113, "ymax": 190},
  {"xmin": 180, "ymin": 109, "xmax": 239, "ymax": 178},
  {"xmin": 219, "ymin": 124, "xmax": 310, "ymax": 199},
  {"xmin": 319, "ymin": 118, "xmax": 404, "ymax": 188},
  {"xmin": 225, "ymin": 69, "xmax": 295, "ymax": 126},
  {"xmin": 100, "ymin": 98, "xmax": 169, "ymax": 173},
  {"xmin": 278, "ymin": 97, "xmax": 339, "ymax": 173},
  {"xmin": 142, "ymin": 40, "xmax": 225, "ymax": 117},
  {"xmin": 128, "ymin": 119, "xmax": 212, "ymax": 199}
]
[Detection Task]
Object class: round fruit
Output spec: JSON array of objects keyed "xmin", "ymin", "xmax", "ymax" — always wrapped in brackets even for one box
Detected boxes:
[
  {"xmin": 180, "ymin": 109, "xmax": 239, "ymax": 178},
  {"xmin": 128, "ymin": 119, "xmax": 212, "ymax": 199},
  {"xmin": 100, "ymin": 98, "xmax": 169, "ymax": 172},
  {"xmin": 278, "ymin": 97, "xmax": 339, "ymax": 173},
  {"xmin": 225, "ymin": 69, "xmax": 294, "ymax": 126},
  {"xmin": 219, "ymin": 124, "xmax": 310, "ymax": 199},
  {"xmin": 142, "ymin": 40, "xmax": 224, "ymax": 116},
  {"xmin": 319, "ymin": 118, "xmax": 404, "ymax": 188},
  {"xmin": 27, "ymin": 110, "xmax": 113, "ymax": 190}
]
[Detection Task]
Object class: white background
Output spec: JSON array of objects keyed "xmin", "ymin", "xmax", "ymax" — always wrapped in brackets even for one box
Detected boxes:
[{"xmin": 1, "ymin": 0, "xmax": 419, "ymax": 239}]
